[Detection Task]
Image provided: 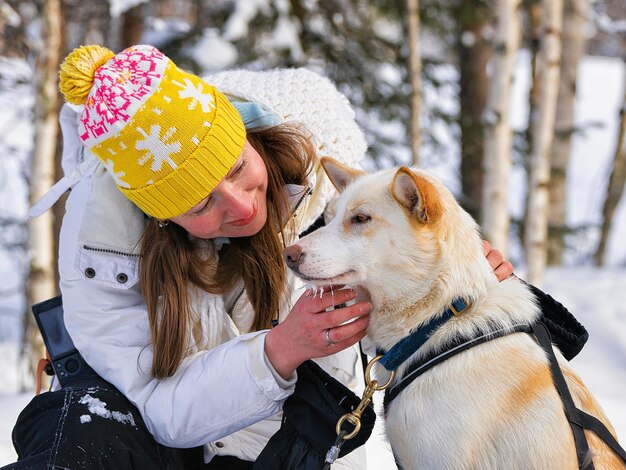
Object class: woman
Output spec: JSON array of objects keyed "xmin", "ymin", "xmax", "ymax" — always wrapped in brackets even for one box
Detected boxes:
[
  {"xmin": 8, "ymin": 44, "xmax": 376, "ymax": 470},
  {"xmin": 6, "ymin": 44, "xmax": 584, "ymax": 469}
]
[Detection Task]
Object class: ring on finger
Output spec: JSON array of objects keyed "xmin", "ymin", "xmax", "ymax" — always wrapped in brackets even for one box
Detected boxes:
[{"xmin": 325, "ymin": 328, "xmax": 336, "ymax": 346}]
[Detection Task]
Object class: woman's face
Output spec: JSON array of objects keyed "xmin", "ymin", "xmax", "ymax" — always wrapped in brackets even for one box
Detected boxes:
[{"xmin": 170, "ymin": 140, "xmax": 268, "ymax": 239}]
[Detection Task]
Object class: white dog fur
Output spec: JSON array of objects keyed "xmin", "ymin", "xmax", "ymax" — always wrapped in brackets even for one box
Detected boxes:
[{"xmin": 284, "ymin": 158, "xmax": 622, "ymax": 469}]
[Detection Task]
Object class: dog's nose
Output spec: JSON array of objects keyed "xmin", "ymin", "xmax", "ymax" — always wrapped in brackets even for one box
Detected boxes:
[{"xmin": 284, "ymin": 244, "xmax": 304, "ymax": 269}]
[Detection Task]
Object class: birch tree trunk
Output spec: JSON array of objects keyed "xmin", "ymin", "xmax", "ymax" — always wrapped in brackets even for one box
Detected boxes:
[
  {"xmin": 595, "ymin": 69, "xmax": 626, "ymax": 266},
  {"xmin": 547, "ymin": 0, "xmax": 588, "ymax": 265},
  {"xmin": 457, "ymin": 1, "xmax": 492, "ymax": 222},
  {"xmin": 23, "ymin": 0, "xmax": 63, "ymax": 386},
  {"xmin": 406, "ymin": 0, "xmax": 422, "ymax": 166},
  {"xmin": 524, "ymin": 0, "xmax": 563, "ymax": 286},
  {"xmin": 481, "ymin": 0, "xmax": 521, "ymax": 255},
  {"xmin": 526, "ymin": 0, "xmax": 543, "ymax": 151},
  {"xmin": 520, "ymin": 0, "xmax": 542, "ymax": 246}
]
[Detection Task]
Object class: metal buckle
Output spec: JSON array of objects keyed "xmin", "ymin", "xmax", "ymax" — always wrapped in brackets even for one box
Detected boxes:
[{"xmin": 450, "ymin": 298, "xmax": 471, "ymax": 316}]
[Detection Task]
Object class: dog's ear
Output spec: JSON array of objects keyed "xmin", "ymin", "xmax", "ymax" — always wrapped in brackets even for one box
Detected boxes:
[
  {"xmin": 391, "ymin": 167, "xmax": 443, "ymax": 224},
  {"xmin": 321, "ymin": 157, "xmax": 366, "ymax": 193}
]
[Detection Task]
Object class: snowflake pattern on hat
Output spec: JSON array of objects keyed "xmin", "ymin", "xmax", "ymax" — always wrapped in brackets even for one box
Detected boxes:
[
  {"xmin": 173, "ymin": 78, "xmax": 217, "ymax": 112},
  {"xmin": 135, "ymin": 125, "xmax": 181, "ymax": 172}
]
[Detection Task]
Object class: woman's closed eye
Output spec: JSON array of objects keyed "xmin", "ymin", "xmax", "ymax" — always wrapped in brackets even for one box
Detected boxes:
[
  {"xmin": 230, "ymin": 158, "xmax": 247, "ymax": 177},
  {"xmin": 192, "ymin": 196, "xmax": 212, "ymax": 216}
]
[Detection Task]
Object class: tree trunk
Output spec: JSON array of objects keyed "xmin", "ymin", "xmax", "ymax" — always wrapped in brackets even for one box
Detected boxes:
[
  {"xmin": 23, "ymin": 0, "xmax": 64, "ymax": 388},
  {"xmin": 524, "ymin": 0, "xmax": 563, "ymax": 286},
  {"xmin": 457, "ymin": 1, "xmax": 492, "ymax": 222},
  {"xmin": 481, "ymin": 0, "xmax": 521, "ymax": 256},
  {"xmin": 405, "ymin": 0, "xmax": 422, "ymax": 166},
  {"xmin": 595, "ymin": 68, "xmax": 626, "ymax": 266},
  {"xmin": 520, "ymin": 0, "xmax": 542, "ymax": 246},
  {"xmin": 526, "ymin": 0, "xmax": 543, "ymax": 152},
  {"xmin": 120, "ymin": 4, "xmax": 145, "ymax": 49},
  {"xmin": 547, "ymin": 0, "xmax": 588, "ymax": 265}
]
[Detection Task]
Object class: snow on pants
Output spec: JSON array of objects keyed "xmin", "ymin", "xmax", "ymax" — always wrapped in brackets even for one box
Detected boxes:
[{"xmin": 1, "ymin": 376, "xmax": 246, "ymax": 470}]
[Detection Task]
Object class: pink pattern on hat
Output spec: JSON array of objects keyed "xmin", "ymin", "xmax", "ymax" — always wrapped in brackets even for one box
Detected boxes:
[{"xmin": 79, "ymin": 46, "xmax": 167, "ymax": 147}]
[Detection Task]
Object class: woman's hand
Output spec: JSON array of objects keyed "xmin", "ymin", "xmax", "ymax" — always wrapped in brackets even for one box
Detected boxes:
[
  {"xmin": 482, "ymin": 240, "xmax": 514, "ymax": 281},
  {"xmin": 264, "ymin": 286, "xmax": 371, "ymax": 380}
]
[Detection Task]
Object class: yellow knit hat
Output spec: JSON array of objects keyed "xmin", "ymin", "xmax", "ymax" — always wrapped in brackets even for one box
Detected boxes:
[{"xmin": 59, "ymin": 44, "xmax": 246, "ymax": 219}]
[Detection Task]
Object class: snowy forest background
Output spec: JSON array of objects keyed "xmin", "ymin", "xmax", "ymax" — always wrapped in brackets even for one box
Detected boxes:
[{"xmin": 0, "ymin": 0, "xmax": 625, "ymax": 467}]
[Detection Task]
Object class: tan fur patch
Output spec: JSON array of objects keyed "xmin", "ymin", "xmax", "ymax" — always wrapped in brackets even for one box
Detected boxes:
[
  {"xmin": 414, "ymin": 174, "xmax": 444, "ymax": 224},
  {"xmin": 507, "ymin": 362, "xmax": 553, "ymax": 412},
  {"xmin": 391, "ymin": 167, "xmax": 444, "ymax": 224}
]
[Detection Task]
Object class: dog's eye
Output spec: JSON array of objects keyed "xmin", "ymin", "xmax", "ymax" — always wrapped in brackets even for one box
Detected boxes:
[{"xmin": 351, "ymin": 213, "xmax": 371, "ymax": 224}]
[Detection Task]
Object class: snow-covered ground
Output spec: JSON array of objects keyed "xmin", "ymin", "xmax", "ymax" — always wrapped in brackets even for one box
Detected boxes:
[{"xmin": 0, "ymin": 50, "xmax": 625, "ymax": 467}]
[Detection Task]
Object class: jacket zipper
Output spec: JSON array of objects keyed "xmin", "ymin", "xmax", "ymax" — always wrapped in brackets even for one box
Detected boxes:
[
  {"xmin": 228, "ymin": 288, "xmax": 245, "ymax": 317},
  {"xmin": 83, "ymin": 245, "xmax": 141, "ymax": 258},
  {"xmin": 291, "ymin": 186, "xmax": 313, "ymax": 218}
]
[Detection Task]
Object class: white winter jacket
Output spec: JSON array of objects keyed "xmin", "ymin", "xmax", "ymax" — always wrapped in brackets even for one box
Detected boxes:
[{"xmin": 48, "ymin": 69, "xmax": 368, "ymax": 466}]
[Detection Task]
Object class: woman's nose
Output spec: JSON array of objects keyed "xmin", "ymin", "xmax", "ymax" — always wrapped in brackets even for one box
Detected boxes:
[{"xmin": 221, "ymin": 184, "xmax": 254, "ymax": 219}]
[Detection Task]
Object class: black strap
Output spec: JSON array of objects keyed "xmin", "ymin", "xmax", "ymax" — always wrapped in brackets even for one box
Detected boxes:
[
  {"xmin": 299, "ymin": 213, "xmax": 326, "ymax": 238},
  {"xmin": 358, "ymin": 341, "xmax": 368, "ymax": 378},
  {"xmin": 533, "ymin": 322, "xmax": 626, "ymax": 468},
  {"xmin": 384, "ymin": 324, "xmax": 532, "ymax": 409},
  {"xmin": 532, "ymin": 322, "xmax": 594, "ymax": 469},
  {"xmin": 384, "ymin": 321, "xmax": 626, "ymax": 468},
  {"xmin": 580, "ymin": 410, "xmax": 626, "ymax": 462}
]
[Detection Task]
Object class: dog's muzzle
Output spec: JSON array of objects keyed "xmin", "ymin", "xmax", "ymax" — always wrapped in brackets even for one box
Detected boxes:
[{"xmin": 284, "ymin": 244, "xmax": 305, "ymax": 271}]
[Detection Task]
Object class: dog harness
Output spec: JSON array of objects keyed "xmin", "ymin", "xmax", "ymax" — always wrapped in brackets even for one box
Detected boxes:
[{"xmin": 378, "ymin": 299, "xmax": 626, "ymax": 470}]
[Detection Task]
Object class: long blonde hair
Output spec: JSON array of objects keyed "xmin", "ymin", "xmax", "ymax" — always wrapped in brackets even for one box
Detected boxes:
[{"xmin": 139, "ymin": 124, "xmax": 315, "ymax": 378}]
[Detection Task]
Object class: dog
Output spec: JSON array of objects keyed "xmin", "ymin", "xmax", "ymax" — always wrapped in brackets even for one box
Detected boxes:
[{"xmin": 284, "ymin": 158, "xmax": 623, "ymax": 469}]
